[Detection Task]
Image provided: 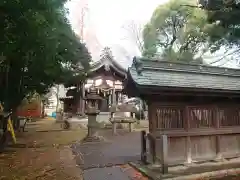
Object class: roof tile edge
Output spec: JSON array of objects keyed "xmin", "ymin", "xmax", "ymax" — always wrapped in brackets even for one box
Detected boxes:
[{"xmin": 131, "ymin": 57, "xmax": 240, "ymax": 77}]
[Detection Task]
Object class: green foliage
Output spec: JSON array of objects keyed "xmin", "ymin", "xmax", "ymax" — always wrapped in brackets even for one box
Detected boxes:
[
  {"xmin": 202, "ymin": 0, "xmax": 240, "ymax": 50},
  {"xmin": 0, "ymin": 0, "xmax": 91, "ymax": 110},
  {"xmin": 142, "ymin": 0, "xmax": 212, "ymax": 63},
  {"xmin": 142, "ymin": 23, "xmax": 158, "ymax": 57},
  {"xmin": 161, "ymin": 48, "xmax": 203, "ymax": 63}
]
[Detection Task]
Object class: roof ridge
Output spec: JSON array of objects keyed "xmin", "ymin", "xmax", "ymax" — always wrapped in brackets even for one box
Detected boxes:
[
  {"xmin": 136, "ymin": 57, "xmax": 238, "ymax": 70},
  {"xmin": 132, "ymin": 57, "xmax": 240, "ymax": 77},
  {"xmin": 127, "ymin": 66, "xmax": 240, "ymax": 92},
  {"xmin": 143, "ymin": 66, "xmax": 240, "ymax": 77}
]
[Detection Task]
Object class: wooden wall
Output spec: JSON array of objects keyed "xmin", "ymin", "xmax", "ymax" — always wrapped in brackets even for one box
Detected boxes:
[{"xmin": 148, "ymin": 101, "xmax": 240, "ymax": 165}]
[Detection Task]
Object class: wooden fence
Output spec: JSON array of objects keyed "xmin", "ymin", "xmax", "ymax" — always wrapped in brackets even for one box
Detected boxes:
[{"xmin": 147, "ymin": 103, "xmax": 240, "ymax": 166}]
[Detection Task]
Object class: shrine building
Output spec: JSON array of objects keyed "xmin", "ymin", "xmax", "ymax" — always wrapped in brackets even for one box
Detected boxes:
[
  {"xmin": 124, "ymin": 57, "xmax": 240, "ymax": 166},
  {"xmin": 61, "ymin": 50, "xmax": 127, "ymax": 120}
]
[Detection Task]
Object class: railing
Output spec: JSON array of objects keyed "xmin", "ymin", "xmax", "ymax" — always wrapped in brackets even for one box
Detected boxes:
[
  {"xmin": 141, "ymin": 130, "xmax": 169, "ymax": 174},
  {"xmin": 151, "ymin": 105, "xmax": 240, "ymax": 164}
]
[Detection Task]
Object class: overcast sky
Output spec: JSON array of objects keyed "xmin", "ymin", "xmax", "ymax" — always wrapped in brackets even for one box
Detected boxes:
[
  {"xmin": 66, "ymin": 0, "xmax": 239, "ymax": 68},
  {"xmin": 66, "ymin": 0, "xmax": 168, "ymax": 67},
  {"xmin": 67, "ymin": 0, "xmax": 168, "ymax": 44}
]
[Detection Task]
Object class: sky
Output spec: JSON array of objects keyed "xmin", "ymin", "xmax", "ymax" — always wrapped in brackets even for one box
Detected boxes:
[
  {"xmin": 66, "ymin": 0, "xmax": 168, "ymax": 67},
  {"xmin": 85, "ymin": 0, "xmax": 167, "ymax": 45},
  {"xmin": 66, "ymin": 0, "xmax": 239, "ymax": 69}
]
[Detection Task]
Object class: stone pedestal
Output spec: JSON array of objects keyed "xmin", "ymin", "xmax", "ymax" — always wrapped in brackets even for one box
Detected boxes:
[
  {"xmin": 87, "ymin": 113, "xmax": 99, "ymax": 137},
  {"xmin": 82, "ymin": 108, "xmax": 102, "ymax": 142}
]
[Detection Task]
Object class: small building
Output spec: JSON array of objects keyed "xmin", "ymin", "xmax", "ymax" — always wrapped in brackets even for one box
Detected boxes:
[
  {"xmin": 124, "ymin": 57, "xmax": 240, "ymax": 165},
  {"xmin": 61, "ymin": 49, "xmax": 127, "ymax": 122}
]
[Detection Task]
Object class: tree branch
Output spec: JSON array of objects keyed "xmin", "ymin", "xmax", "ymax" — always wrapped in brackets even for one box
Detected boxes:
[{"xmin": 169, "ymin": 16, "xmax": 177, "ymax": 47}]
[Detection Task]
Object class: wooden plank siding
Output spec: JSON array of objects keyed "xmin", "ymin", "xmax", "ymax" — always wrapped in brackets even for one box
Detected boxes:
[{"xmin": 149, "ymin": 102, "xmax": 240, "ymax": 165}]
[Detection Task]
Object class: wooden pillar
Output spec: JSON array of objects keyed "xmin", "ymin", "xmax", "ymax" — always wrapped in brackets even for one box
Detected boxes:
[
  {"xmin": 112, "ymin": 89, "xmax": 116, "ymax": 105},
  {"xmin": 108, "ymin": 93, "xmax": 111, "ymax": 105},
  {"xmin": 150, "ymin": 102, "xmax": 156, "ymax": 132},
  {"xmin": 214, "ymin": 106, "xmax": 222, "ymax": 160},
  {"xmin": 141, "ymin": 130, "xmax": 147, "ymax": 164},
  {"xmin": 77, "ymin": 84, "xmax": 81, "ymax": 114},
  {"xmin": 148, "ymin": 102, "xmax": 157, "ymax": 164},
  {"xmin": 161, "ymin": 135, "xmax": 168, "ymax": 174},
  {"xmin": 184, "ymin": 106, "xmax": 192, "ymax": 164},
  {"xmin": 116, "ymin": 91, "xmax": 119, "ymax": 104},
  {"xmin": 148, "ymin": 133, "xmax": 156, "ymax": 163}
]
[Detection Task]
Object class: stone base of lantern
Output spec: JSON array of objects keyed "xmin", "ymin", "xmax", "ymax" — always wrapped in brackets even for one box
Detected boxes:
[
  {"xmin": 82, "ymin": 135, "xmax": 104, "ymax": 143},
  {"xmin": 81, "ymin": 110, "xmax": 106, "ymax": 142},
  {"xmin": 82, "ymin": 124, "xmax": 105, "ymax": 142}
]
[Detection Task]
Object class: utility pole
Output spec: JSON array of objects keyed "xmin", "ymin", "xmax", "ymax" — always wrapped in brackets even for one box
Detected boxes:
[
  {"xmin": 80, "ymin": 7, "xmax": 88, "ymax": 42},
  {"xmin": 75, "ymin": 0, "xmax": 89, "ymax": 114},
  {"xmin": 76, "ymin": 1, "xmax": 89, "ymax": 42}
]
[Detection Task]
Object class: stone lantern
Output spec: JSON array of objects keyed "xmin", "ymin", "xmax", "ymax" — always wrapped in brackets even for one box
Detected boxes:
[{"xmin": 83, "ymin": 90, "xmax": 102, "ymax": 142}]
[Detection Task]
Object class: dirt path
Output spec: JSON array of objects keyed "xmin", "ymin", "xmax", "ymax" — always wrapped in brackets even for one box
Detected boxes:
[{"xmin": 0, "ymin": 119, "xmax": 86, "ymax": 180}]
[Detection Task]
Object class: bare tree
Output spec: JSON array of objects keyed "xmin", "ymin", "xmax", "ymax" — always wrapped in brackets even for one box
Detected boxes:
[{"xmin": 122, "ymin": 20, "xmax": 144, "ymax": 55}]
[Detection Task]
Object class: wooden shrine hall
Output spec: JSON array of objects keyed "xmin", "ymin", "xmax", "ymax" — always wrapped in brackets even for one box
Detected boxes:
[
  {"xmin": 61, "ymin": 50, "xmax": 127, "ymax": 119},
  {"xmin": 124, "ymin": 57, "xmax": 240, "ymax": 166}
]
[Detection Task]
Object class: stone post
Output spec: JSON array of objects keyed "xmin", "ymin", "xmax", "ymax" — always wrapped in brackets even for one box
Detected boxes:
[{"xmin": 83, "ymin": 106, "xmax": 102, "ymax": 142}]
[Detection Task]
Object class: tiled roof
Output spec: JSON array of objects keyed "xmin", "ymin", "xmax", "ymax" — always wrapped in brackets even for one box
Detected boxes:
[
  {"xmin": 89, "ymin": 55, "xmax": 127, "ymax": 78},
  {"xmin": 128, "ymin": 57, "xmax": 240, "ymax": 92}
]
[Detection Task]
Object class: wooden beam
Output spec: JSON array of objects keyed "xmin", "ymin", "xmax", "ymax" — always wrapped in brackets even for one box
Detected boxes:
[
  {"xmin": 138, "ymin": 85, "xmax": 240, "ymax": 98},
  {"xmin": 153, "ymin": 127, "xmax": 240, "ymax": 137}
]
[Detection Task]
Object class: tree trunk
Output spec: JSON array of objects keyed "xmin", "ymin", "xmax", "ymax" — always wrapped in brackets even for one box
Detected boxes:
[
  {"xmin": 3, "ymin": 95, "xmax": 24, "ymax": 131},
  {"xmin": 41, "ymin": 100, "xmax": 45, "ymax": 118}
]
